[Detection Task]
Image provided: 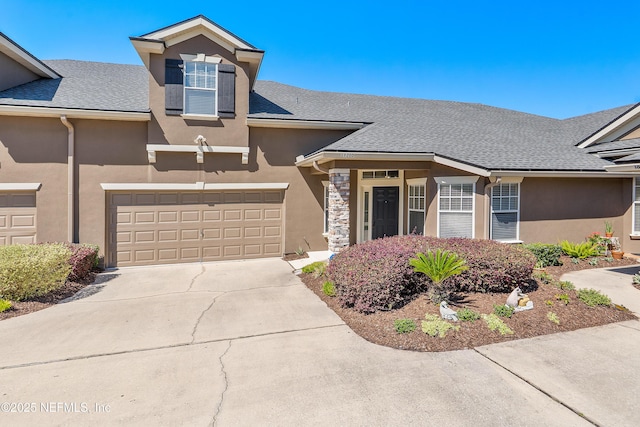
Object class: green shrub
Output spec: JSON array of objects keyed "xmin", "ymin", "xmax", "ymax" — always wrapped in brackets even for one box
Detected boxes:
[
  {"xmin": 482, "ymin": 314, "xmax": 514, "ymax": 335},
  {"xmin": 493, "ymin": 304, "xmax": 515, "ymax": 318},
  {"xmin": 555, "ymin": 293, "xmax": 570, "ymax": 305},
  {"xmin": 547, "ymin": 311, "xmax": 560, "ymax": 325},
  {"xmin": 394, "ymin": 318, "xmax": 417, "ymax": 334},
  {"xmin": 571, "ymin": 258, "xmax": 580, "ymax": 264},
  {"xmin": 560, "ymin": 241, "xmax": 600, "ymax": 259},
  {"xmin": 421, "ymin": 314, "xmax": 459, "ymax": 338},
  {"xmin": 633, "ymin": 274, "xmax": 640, "ymax": 285},
  {"xmin": 588, "ymin": 258, "xmax": 598, "ymax": 266},
  {"xmin": 555, "ymin": 280, "xmax": 575, "ymax": 291},
  {"xmin": 322, "ymin": 281, "xmax": 336, "ymax": 297},
  {"xmin": 0, "ymin": 299, "xmax": 12, "ymax": 313},
  {"xmin": 457, "ymin": 307, "xmax": 481, "ymax": 322},
  {"xmin": 301, "ymin": 261, "xmax": 326, "ymax": 278},
  {"xmin": 545, "ymin": 299, "xmax": 554, "ymax": 306},
  {"xmin": 577, "ymin": 288, "xmax": 611, "ymax": 307},
  {"xmin": 0, "ymin": 244, "xmax": 72, "ymax": 301},
  {"xmin": 523, "ymin": 243, "xmax": 563, "ymax": 268},
  {"xmin": 409, "ymin": 249, "xmax": 468, "ymax": 303}
]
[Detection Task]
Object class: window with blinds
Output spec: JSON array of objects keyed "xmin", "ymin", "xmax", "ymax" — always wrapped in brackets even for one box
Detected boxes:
[
  {"xmin": 438, "ymin": 183, "xmax": 474, "ymax": 238},
  {"xmin": 184, "ymin": 61, "xmax": 217, "ymax": 115},
  {"xmin": 491, "ymin": 183, "xmax": 519, "ymax": 241}
]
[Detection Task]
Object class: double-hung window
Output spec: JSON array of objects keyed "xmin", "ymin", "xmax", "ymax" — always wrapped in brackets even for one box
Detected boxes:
[
  {"xmin": 491, "ymin": 183, "xmax": 520, "ymax": 241},
  {"xmin": 436, "ymin": 177, "xmax": 476, "ymax": 238},
  {"xmin": 183, "ymin": 55, "xmax": 219, "ymax": 116},
  {"xmin": 407, "ymin": 178, "xmax": 427, "ymax": 235}
]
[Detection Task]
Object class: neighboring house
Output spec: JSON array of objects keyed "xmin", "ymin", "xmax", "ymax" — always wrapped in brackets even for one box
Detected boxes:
[{"xmin": 2, "ymin": 15, "xmax": 640, "ymax": 267}]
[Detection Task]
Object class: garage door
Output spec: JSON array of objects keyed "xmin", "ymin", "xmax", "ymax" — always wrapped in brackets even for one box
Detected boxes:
[
  {"xmin": 0, "ymin": 192, "xmax": 37, "ymax": 245},
  {"xmin": 108, "ymin": 190, "xmax": 284, "ymax": 267}
]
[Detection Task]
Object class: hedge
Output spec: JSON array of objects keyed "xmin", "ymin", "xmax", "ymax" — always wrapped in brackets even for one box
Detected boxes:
[{"xmin": 0, "ymin": 243, "xmax": 72, "ymax": 301}]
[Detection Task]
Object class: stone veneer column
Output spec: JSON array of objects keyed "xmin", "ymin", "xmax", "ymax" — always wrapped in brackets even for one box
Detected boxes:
[{"xmin": 328, "ymin": 168, "xmax": 351, "ymax": 253}]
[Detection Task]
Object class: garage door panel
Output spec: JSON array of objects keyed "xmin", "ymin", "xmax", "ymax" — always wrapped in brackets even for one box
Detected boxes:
[
  {"xmin": 264, "ymin": 191, "xmax": 283, "ymax": 203},
  {"xmin": 224, "ymin": 210, "xmax": 242, "ymax": 221},
  {"xmin": 134, "ymin": 211, "xmax": 155, "ymax": 223},
  {"xmin": 181, "ymin": 229, "xmax": 200, "ymax": 240},
  {"xmin": 108, "ymin": 190, "xmax": 284, "ymax": 266},
  {"xmin": 244, "ymin": 227, "xmax": 261, "ymax": 238},
  {"xmin": 264, "ymin": 243, "xmax": 282, "ymax": 255},
  {"xmin": 0, "ymin": 215, "xmax": 6, "ymax": 228},
  {"xmin": 202, "ymin": 228, "xmax": 221, "ymax": 239}
]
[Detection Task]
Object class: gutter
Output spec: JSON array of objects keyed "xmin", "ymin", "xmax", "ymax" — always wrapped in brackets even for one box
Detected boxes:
[{"xmin": 60, "ymin": 115, "xmax": 75, "ymax": 243}]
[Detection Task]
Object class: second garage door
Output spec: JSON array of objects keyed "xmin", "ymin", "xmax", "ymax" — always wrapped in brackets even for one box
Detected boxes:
[
  {"xmin": 0, "ymin": 192, "xmax": 37, "ymax": 245},
  {"xmin": 108, "ymin": 190, "xmax": 284, "ymax": 267}
]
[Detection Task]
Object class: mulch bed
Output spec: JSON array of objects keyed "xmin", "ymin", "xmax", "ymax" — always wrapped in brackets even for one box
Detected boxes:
[
  {"xmin": 0, "ymin": 273, "xmax": 97, "ymax": 321},
  {"xmin": 301, "ymin": 255, "xmax": 638, "ymax": 352}
]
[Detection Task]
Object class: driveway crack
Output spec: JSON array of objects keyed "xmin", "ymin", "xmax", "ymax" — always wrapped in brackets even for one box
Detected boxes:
[
  {"xmin": 210, "ymin": 340, "xmax": 232, "ymax": 426},
  {"xmin": 191, "ymin": 293, "xmax": 223, "ymax": 344},
  {"xmin": 187, "ymin": 263, "xmax": 206, "ymax": 292}
]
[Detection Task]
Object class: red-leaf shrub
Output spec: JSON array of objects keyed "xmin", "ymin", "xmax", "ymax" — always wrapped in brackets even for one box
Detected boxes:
[
  {"xmin": 327, "ymin": 236, "xmax": 535, "ymax": 314},
  {"xmin": 326, "ymin": 236, "xmax": 427, "ymax": 314},
  {"xmin": 66, "ymin": 244, "xmax": 99, "ymax": 281}
]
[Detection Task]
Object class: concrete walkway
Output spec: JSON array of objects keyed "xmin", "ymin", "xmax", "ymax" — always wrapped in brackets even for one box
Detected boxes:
[{"xmin": 0, "ymin": 259, "xmax": 638, "ymax": 426}]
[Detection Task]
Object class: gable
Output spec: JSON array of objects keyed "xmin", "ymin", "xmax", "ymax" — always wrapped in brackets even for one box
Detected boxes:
[
  {"xmin": 0, "ymin": 50, "xmax": 39, "ymax": 91},
  {"xmin": 0, "ymin": 32, "xmax": 60, "ymax": 92}
]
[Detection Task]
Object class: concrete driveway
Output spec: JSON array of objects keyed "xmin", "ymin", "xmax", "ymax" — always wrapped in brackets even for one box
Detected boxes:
[{"xmin": 0, "ymin": 259, "xmax": 639, "ymax": 426}]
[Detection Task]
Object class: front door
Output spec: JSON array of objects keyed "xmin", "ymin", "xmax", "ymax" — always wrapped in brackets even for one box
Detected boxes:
[{"xmin": 372, "ymin": 186, "xmax": 399, "ymax": 239}]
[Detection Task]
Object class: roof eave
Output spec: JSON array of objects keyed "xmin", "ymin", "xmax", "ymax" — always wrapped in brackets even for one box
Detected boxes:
[
  {"xmin": 577, "ymin": 103, "xmax": 640, "ymax": 148},
  {"xmin": 0, "ymin": 105, "xmax": 150, "ymax": 121}
]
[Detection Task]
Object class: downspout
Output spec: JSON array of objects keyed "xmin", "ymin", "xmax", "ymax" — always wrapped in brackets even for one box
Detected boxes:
[
  {"xmin": 484, "ymin": 177, "xmax": 501, "ymax": 239},
  {"xmin": 60, "ymin": 115, "xmax": 75, "ymax": 243},
  {"xmin": 312, "ymin": 161, "xmax": 330, "ymax": 175}
]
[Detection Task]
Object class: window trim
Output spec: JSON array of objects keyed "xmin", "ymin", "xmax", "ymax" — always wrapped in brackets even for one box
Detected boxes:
[
  {"xmin": 434, "ymin": 176, "xmax": 478, "ymax": 238},
  {"xmin": 181, "ymin": 54, "xmax": 221, "ymax": 118},
  {"xmin": 490, "ymin": 182, "xmax": 521, "ymax": 243},
  {"xmin": 322, "ymin": 181, "xmax": 329, "ymax": 236},
  {"xmin": 406, "ymin": 177, "xmax": 427, "ymax": 235}
]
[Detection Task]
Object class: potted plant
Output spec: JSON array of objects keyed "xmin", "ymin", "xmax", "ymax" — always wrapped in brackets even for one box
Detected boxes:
[
  {"xmin": 605, "ymin": 221, "xmax": 614, "ymax": 238},
  {"xmin": 610, "ymin": 237, "xmax": 624, "ymax": 260}
]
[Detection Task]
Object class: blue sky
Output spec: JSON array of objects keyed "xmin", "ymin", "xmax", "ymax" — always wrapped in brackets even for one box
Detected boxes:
[{"xmin": 3, "ymin": 0, "xmax": 640, "ymax": 119}]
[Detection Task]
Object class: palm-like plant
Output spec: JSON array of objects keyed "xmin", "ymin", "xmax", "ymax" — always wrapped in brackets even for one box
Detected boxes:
[{"xmin": 410, "ymin": 249, "xmax": 468, "ymax": 303}]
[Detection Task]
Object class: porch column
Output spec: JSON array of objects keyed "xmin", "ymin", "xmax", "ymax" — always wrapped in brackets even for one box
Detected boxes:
[{"xmin": 328, "ymin": 168, "xmax": 350, "ymax": 253}]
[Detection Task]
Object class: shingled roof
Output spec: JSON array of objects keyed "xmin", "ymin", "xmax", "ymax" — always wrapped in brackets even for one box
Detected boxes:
[
  {"xmin": 250, "ymin": 81, "xmax": 633, "ymax": 171},
  {"xmin": 0, "ymin": 60, "xmax": 148, "ymax": 112}
]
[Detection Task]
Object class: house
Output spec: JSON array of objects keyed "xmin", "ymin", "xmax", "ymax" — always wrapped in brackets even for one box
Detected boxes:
[{"xmin": 2, "ymin": 15, "xmax": 640, "ymax": 268}]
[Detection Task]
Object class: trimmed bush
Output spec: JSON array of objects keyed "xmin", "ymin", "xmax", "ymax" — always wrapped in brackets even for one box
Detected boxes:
[
  {"xmin": 523, "ymin": 243, "xmax": 563, "ymax": 268},
  {"xmin": 0, "ymin": 244, "xmax": 72, "ymax": 301},
  {"xmin": 327, "ymin": 236, "xmax": 535, "ymax": 313},
  {"xmin": 67, "ymin": 244, "xmax": 99, "ymax": 281}
]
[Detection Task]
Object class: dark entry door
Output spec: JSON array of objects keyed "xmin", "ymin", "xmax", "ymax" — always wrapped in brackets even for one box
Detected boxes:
[{"xmin": 372, "ymin": 186, "xmax": 399, "ymax": 239}]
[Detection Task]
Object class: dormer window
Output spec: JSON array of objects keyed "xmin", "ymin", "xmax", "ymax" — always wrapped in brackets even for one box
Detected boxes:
[
  {"xmin": 182, "ymin": 54, "xmax": 220, "ymax": 117},
  {"xmin": 165, "ymin": 55, "xmax": 236, "ymax": 119}
]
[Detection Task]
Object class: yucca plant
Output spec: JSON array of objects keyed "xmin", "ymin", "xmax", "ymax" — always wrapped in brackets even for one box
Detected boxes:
[{"xmin": 410, "ymin": 249, "xmax": 468, "ymax": 303}]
